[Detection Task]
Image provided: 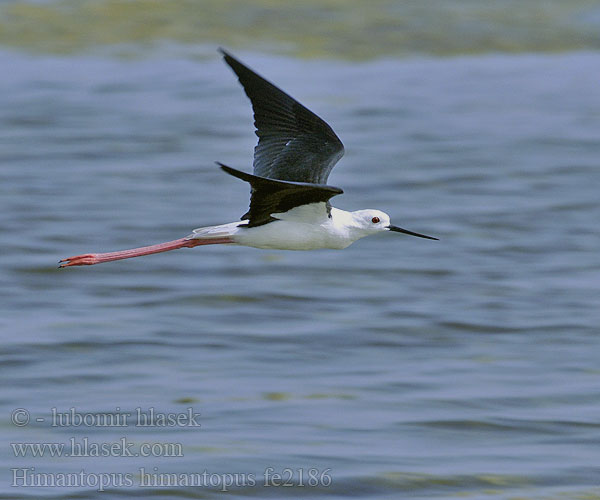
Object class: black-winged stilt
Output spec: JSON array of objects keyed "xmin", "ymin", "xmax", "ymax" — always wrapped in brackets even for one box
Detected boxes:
[{"xmin": 60, "ymin": 49, "xmax": 437, "ymax": 268}]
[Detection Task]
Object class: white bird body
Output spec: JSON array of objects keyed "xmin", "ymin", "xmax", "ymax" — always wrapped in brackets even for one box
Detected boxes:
[{"xmin": 188, "ymin": 204, "xmax": 392, "ymax": 251}]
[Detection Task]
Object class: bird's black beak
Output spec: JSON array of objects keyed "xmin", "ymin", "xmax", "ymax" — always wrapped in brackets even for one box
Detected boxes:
[{"xmin": 387, "ymin": 225, "xmax": 438, "ymax": 240}]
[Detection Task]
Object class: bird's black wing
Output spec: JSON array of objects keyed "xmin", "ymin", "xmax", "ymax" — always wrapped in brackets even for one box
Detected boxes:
[
  {"xmin": 219, "ymin": 163, "xmax": 343, "ymax": 227},
  {"xmin": 219, "ymin": 48, "xmax": 345, "ymax": 185}
]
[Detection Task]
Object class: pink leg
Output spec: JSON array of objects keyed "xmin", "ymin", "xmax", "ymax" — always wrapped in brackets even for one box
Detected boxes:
[{"xmin": 59, "ymin": 237, "xmax": 234, "ymax": 267}]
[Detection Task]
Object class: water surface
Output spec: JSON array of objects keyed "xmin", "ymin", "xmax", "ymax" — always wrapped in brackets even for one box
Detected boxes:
[{"xmin": 1, "ymin": 44, "xmax": 599, "ymax": 500}]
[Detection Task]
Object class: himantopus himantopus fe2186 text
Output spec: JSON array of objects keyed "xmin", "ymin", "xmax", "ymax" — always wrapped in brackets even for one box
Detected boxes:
[{"xmin": 60, "ymin": 49, "xmax": 437, "ymax": 268}]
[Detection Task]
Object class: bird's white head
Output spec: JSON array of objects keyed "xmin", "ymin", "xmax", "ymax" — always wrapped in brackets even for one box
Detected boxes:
[
  {"xmin": 351, "ymin": 209, "xmax": 392, "ymax": 235},
  {"xmin": 351, "ymin": 209, "xmax": 438, "ymax": 240}
]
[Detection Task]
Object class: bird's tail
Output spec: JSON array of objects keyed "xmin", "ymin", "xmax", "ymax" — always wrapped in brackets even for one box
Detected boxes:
[{"xmin": 186, "ymin": 221, "xmax": 243, "ymax": 240}]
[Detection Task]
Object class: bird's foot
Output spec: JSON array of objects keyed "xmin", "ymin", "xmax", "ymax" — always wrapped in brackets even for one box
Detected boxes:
[{"xmin": 59, "ymin": 254, "xmax": 99, "ymax": 267}]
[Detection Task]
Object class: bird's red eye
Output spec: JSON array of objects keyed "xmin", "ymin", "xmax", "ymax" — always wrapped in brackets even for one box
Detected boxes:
[{"xmin": 371, "ymin": 216, "xmax": 380, "ymax": 224}]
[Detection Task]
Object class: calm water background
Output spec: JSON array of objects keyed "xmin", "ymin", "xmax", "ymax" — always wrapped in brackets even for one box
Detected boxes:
[{"xmin": 1, "ymin": 2, "xmax": 600, "ymax": 499}]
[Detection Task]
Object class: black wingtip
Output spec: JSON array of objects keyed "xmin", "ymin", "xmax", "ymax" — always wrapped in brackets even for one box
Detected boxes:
[
  {"xmin": 216, "ymin": 160, "xmax": 233, "ymax": 175},
  {"xmin": 217, "ymin": 162, "xmax": 252, "ymax": 183},
  {"xmin": 219, "ymin": 48, "xmax": 248, "ymax": 77},
  {"xmin": 218, "ymin": 47, "xmax": 236, "ymax": 64},
  {"xmin": 216, "ymin": 160, "xmax": 232, "ymax": 171}
]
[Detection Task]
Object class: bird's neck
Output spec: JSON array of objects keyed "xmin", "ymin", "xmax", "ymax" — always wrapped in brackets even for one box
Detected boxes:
[
  {"xmin": 330, "ymin": 208, "xmax": 369, "ymax": 241},
  {"xmin": 329, "ymin": 207, "xmax": 353, "ymax": 225}
]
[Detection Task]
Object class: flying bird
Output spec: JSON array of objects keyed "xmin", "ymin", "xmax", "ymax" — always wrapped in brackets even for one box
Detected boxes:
[{"xmin": 60, "ymin": 49, "xmax": 436, "ymax": 268}]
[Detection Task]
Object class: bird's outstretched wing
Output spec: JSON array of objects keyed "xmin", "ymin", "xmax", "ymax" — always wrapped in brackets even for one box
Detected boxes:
[
  {"xmin": 219, "ymin": 48, "xmax": 345, "ymax": 185},
  {"xmin": 219, "ymin": 163, "xmax": 343, "ymax": 227}
]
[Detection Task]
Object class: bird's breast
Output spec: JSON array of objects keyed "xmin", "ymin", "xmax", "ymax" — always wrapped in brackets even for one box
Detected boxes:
[{"xmin": 232, "ymin": 219, "xmax": 352, "ymax": 250}]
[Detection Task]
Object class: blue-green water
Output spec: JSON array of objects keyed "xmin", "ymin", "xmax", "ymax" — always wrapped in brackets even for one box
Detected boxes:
[
  {"xmin": 1, "ymin": 42, "xmax": 600, "ymax": 500},
  {"xmin": 1, "ymin": 0, "xmax": 600, "ymax": 58}
]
